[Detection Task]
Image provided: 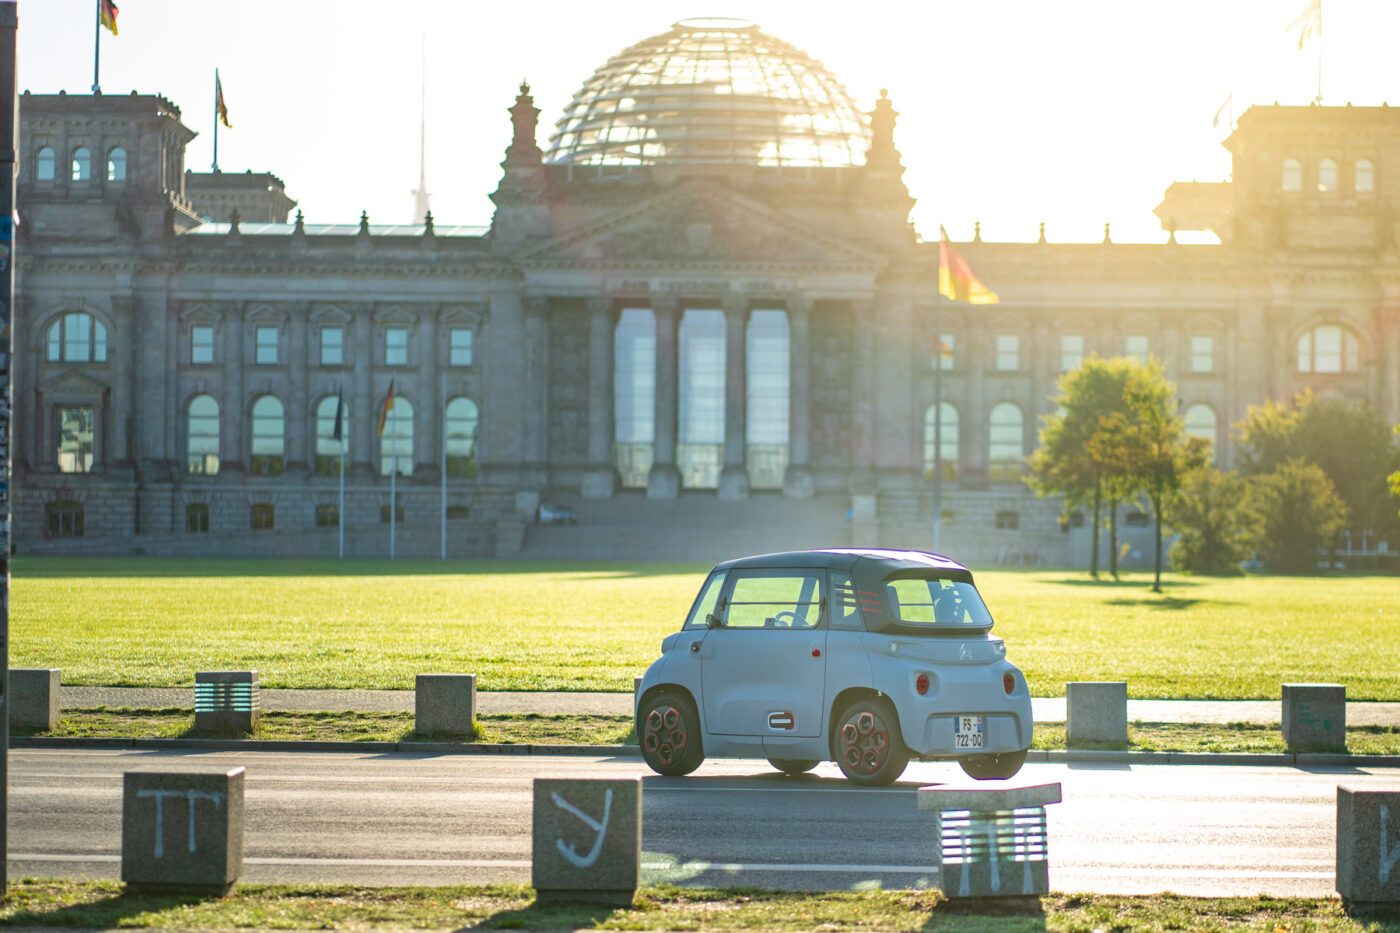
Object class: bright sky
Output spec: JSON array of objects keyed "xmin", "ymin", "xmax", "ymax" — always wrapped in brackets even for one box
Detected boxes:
[{"xmin": 14, "ymin": 0, "xmax": 1394, "ymax": 243}]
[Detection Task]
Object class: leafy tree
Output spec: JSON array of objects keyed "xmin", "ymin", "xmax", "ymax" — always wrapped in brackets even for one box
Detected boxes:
[
  {"xmin": 1169, "ymin": 468, "xmax": 1260, "ymax": 575},
  {"xmin": 1247, "ymin": 459, "xmax": 1349, "ymax": 574}
]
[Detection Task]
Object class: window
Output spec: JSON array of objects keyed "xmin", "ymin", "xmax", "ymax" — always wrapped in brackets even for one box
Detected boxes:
[
  {"xmin": 995, "ymin": 335, "xmax": 1019, "ymax": 371},
  {"xmin": 250, "ymin": 396, "xmax": 285, "ymax": 475},
  {"xmin": 884, "ymin": 576, "xmax": 992, "ymax": 628},
  {"xmin": 186, "ymin": 503, "xmax": 210, "ymax": 533},
  {"xmin": 684, "ymin": 571, "xmax": 727, "ymax": 629},
  {"xmin": 1060, "ymin": 334, "xmax": 1083, "ymax": 373},
  {"xmin": 444, "ymin": 397, "xmax": 479, "ymax": 478},
  {"xmin": 107, "ymin": 147, "xmax": 127, "ymax": 182},
  {"xmin": 35, "ymin": 146, "xmax": 55, "ymax": 181},
  {"xmin": 923, "ymin": 402, "xmax": 958, "ymax": 482},
  {"xmin": 830, "ymin": 572, "xmax": 865, "ymax": 630},
  {"xmin": 385, "ymin": 327, "xmax": 408, "ymax": 366},
  {"xmin": 723, "ymin": 572, "xmax": 823, "ymax": 629},
  {"xmin": 187, "ymin": 394, "xmax": 220, "ymax": 475},
  {"xmin": 57, "ymin": 406, "xmax": 95, "ymax": 473},
  {"xmin": 320, "ymin": 326, "xmax": 344, "ymax": 366},
  {"xmin": 379, "ymin": 396, "xmax": 414, "ymax": 476},
  {"xmin": 613, "ymin": 309, "xmax": 656, "ymax": 488},
  {"xmin": 1356, "ymin": 158, "xmax": 1375, "ymax": 193},
  {"xmin": 1125, "ymin": 509, "xmax": 1150, "ymax": 528},
  {"xmin": 71, "ymin": 146, "xmax": 92, "ymax": 181},
  {"xmin": 1184, "ymin": 403, "xmax": 1217, "ymax": 447},
  {"xmin": 191, "ymin": 325, "xmax": 215, "ymax": 364},
  {"xmin": 1318, "ymin": 158, "xmax": 1338, "ymax": 193},
  {"xmin": 988, "ymin": 402, "xmax": 1024, "ymax": 483},
  {"xmin": 250, "ymin": 504, "xmax": 275, "ymax": 530},
  {"xmin": 1125, "ymin": 335, "xmax": 1149, "ymax": 363},
  {"xmin": 45, "ymin": 312, "xmax": 109, "ymax": 363},
  {"xmin": 46, "ymin": 501, "xmax": 84, "ymax": 538},
  {"xmin": 932, "ymin": 333, "xmax": 955, "ymax": 371},
  {"xmin": 995, "ymin": 511, "xmax": 1020, "ymax": 530},
  {"xmin": 315, "ymin": 395, "xmax": 346, "ymax": 476},
  {"xmin": 255, "ymin": 326, "xmax": 279, "ymax": 364},
  {"xmin": 1282, "ymin": 157, "xmax": 1303, "ymax": 192},
  {"xmin": 450, "ymin": 328, "xmax": 473, "ymax": 367},
  {"xmin": 315, "ymin": 504, "xmax": 339, "ymax": 528},
  {"xmin": 745, "ymin": 310, "xmax": 790, "ymax": 490},
  {"xmin": 446, "ymin": 505, "xmax": 471, "ymax": 520},
  {"xmin": 1190, "ymin": 335, "xmax": 1214, "ymax": 373},
  {"xmin": 678, "ymin": 309, "xmax": 725, "ymax": 489},
  {"xmin": 1297, "ymin": 324, "xmax": 1360, "ymax": 373},
  {"xmin": 380, "ymin": 503, "xmax": 406, "ymax": 524}
]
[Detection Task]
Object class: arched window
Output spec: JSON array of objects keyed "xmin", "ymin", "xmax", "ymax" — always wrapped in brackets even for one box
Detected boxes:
[
  {"xmin": 678, "ymin": 309, "xmax": 725, "ymax": 489},
  {"xmin": 314, "ymin": 396, "xmax": 346, "ymax": 476},
  {"xmin": 1297, "ymin": 324, "xmax": 1360, "ymax": 374},
  {"xmin": 71, "ymin": 146, "xmax": 91, "ymax": 181},
  {"xmin": 988, "ymin": 402, "xmax": 1025, "ymax": 483},
  {"xmin": 923, "ymin": 402, "xmax": 959, "ymax": 482},
  {"xmin": 107, "ymin": 146, "xmax": 127, "ymax": 182},
  {"xmin": 445, "ymin": 397, "xmax": 479, "ymax": 478},
  {"xmin": 250, "ymin": 396, "xmax": 285, "ymax": 475},
  {"xmin": 614, "ymin": 309, "xmax": 656, "ymax": 488},
  {"xmin": 187, "ymin": 395, "xmax": 220, "ymax": 475},
  {"xmin": 1318, "ymin": 158, "xmax": 1338, "ymax": 193},
  {"xmin": 1282, "ymin": 157, "xmax": 1303, "ymax": 192},
  {"xmin": 45, "ymin": 312, "xmax": 109, "ymax": 363},
  {"xmin": 35, "ymin": 146, "xmax": 55, "ymax": 181},
  {"xmin": 380, "ymin": 396, "xmax": 414, "ymax": 476},
  {"xmin": 745, "ymin": 309, "xmax": 789, "ymax": 490},
  {"xmin": 1355, "ymin": 158, "xmax": 1375, "ymax": 193},
  {"xmin": 1184, "ymin": 403, "xmax": 1217, "ymax": 449}
]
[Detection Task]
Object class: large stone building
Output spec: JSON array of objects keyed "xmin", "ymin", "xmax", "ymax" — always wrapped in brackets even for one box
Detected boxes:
[{"xmin": 12, "ymin": 19, "xmax": 1400, "ymax": 563}]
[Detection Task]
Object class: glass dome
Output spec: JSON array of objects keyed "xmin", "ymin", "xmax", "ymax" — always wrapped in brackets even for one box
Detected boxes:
[{"xmin": 546, "ymin": 18, "xmax": 871, "ymax": 168}]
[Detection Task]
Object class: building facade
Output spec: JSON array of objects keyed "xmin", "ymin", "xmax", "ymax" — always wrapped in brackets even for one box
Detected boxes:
[{"xmin": 13, "ymin": 20, "xmax": 1400, "ymax": 563}]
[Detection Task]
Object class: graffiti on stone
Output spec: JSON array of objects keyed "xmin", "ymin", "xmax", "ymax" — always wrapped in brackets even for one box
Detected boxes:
[
  {"xmin": 551, "ymin": 788, "xmax": 613, "ymax": 869},
  {"xmin": 1383, "ymin": 805, "xmax": 1400, "ymax": 887},
  {"xmin": 134, "ymin": 788, "xmax": 226, "ymax": 859}
]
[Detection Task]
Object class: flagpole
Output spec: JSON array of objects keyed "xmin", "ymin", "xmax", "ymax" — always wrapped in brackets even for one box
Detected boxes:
[
  {"xmin": 338, "ymin": 417, "xmax": 346, "ymax": 561},
  {"xmin": 91, "ymin": 0, "xmax": 100, "ymax": 93},
  {"xmin": 440, "ymin": 371, "xmax": 447, "ymax": 562},
  {"xmin": 932, "ymin": 284, "xmax": 944, "ymax": 555},
  {"xmin": 212, "ymin": 69, "xmax": 220, "ymax": 172},
  {"xmin": 390, "ymin": 429, "xmax": 397, "ymax": 561}
]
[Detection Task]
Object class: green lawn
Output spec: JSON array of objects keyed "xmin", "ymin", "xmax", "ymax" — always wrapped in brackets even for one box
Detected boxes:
[{"xmin": 13, "ymin": 557, "xmax": 1400, "ymax": 699}]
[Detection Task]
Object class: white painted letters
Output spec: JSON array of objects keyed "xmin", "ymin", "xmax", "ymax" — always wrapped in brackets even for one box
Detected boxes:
[
  {"xmin": 1382, "ymin": 805, "xmax": 1400, "ymax": 887},
  {"xmin": 136, "ymin": 789, "xmax": 226, "ymax": 859},
  {"xmin": 551, "ymin": 789, "xmax": 613, "ymax": 869}
]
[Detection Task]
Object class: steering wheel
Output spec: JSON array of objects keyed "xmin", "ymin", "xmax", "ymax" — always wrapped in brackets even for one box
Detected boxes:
[{"xmin": 770, "ymin": 610, "xmax": 800, "ymax": 628}]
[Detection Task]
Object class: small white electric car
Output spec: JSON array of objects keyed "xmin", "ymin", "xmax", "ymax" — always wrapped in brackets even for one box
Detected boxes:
[{"xmin": 635, "ymin": 549, "xmax": 1033, "ymax": 786}]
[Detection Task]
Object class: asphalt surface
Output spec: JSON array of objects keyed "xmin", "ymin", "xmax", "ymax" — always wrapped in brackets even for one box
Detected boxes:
[
  {"xmin": 59, "ymin": 687, "xmax": 1400, "ymax": 724},
  {"xmin": 13, "ymin": 747, "xmax": 1400, "ymax": 896}
]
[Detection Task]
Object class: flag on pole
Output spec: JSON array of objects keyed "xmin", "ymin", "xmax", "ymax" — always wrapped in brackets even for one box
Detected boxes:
[
  {"xmin": 332, "ymin": 387, "xmax": 345, "ymax": 442},
  {"xmin": 938, "ymin": 226, "xmax": 999, "ymax": 304},
  {"xmin": 215, "ymin": 70, "xmax": 232, "ymax": 128},
  {"xmin": 1212, "ymin": 93, "xmax": 1232, "ymax": 129},
  {"xmin": 934, "ymin": 335, "xmax": 954, "ymax": 364},
  {"xmin": 99, "ymin": 0, "xmax": 119, "ymax": 35},
  {"xmin": 376, "ymin": 380, "xmax": 397, "ymax": 437},
  {"xmin": 1288, "ymin": 0, "xmax": 1321, "ymax": 50}
]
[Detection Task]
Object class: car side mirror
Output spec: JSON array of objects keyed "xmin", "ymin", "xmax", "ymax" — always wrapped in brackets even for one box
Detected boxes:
[{"xmin": 706, "ymin": 613, "xmax": 723, "ymax": 629}]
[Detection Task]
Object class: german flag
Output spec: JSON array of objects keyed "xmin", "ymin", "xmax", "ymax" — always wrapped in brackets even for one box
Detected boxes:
[
  {"xmin": 99, "ymin": 0, "xmax": 119, "ymax": 35},
  {"xmin": 938, "ymin": 226, "xmax": 999, "ymax": 304},
  {"xmin": 376, "ymin": 380, "xmax": 397, "ymax": 437},
  {"xmin": 216, "ymin": 70, "xmax": 232, "ymax": 128}
]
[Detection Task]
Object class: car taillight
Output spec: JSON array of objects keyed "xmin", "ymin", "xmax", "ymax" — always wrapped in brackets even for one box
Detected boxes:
[
  {"xmin": 1003, "ymin": 671, "xmax": 1016, "ymax": 694},
  {"xmin": 915, "ymin": 673, "xmax": 929, "ymax": 696}
]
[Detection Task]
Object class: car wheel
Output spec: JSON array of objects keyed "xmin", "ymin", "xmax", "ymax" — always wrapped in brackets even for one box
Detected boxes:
[
  {"xmin": 833, "ymin": 697, "xmax": 909, "ymax": 786},
  {"xmin": 767, "ymin": 757, "xmax": 820, "ymax": 776},
  {"xmin": 639, "ymin": 691, "xmax": 704, "ymax": 777},
  {"xmin": 958, "ymin": 750, "xmax": 1027, "ymax": 781}
]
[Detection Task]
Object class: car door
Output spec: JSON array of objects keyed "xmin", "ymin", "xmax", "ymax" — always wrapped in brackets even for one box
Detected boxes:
[{"xmin": 698, "ymin": 569, "xmax": 828, "ymax": 738}]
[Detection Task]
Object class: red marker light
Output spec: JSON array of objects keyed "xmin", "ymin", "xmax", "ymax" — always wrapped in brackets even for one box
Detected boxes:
[
  {"xmin": 812, "ymin": 648, "xmax": 822, "ymax": 658},
  {"xmin": 1003, "ymin": 671, "xmax": 1016, "ymax": 694},
  {"xmin": 915, "ymin": 673, "xmax": 929, "ymax": 695}
]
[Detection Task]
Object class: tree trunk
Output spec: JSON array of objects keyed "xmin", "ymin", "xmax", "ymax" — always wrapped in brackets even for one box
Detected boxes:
[
  {"xmin": 1108, "ymin": 496, "xmax": 1119, "ymax": 579},
  {"xmin": 1152, "ymin": 487, "xmax": 1163, "ymax": 593},
  {"xmin": 1090, "ymin": 481, "xmax": 1102, "ymax": 578}
]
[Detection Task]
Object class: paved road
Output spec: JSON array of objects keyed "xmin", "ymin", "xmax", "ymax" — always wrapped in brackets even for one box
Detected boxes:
[
  {"xmin": 13, "ymin": 748, "xmax": 1400, "ymax": 895},
  {"xmin": 59, "ymin": 687, "xmax": 1400, "ymax": 724}
]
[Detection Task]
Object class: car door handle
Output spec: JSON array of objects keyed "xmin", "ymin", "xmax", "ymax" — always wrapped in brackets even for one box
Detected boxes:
[{"xmin": 690, "ymin": 642, "xmax": 700, "ymax": 652}]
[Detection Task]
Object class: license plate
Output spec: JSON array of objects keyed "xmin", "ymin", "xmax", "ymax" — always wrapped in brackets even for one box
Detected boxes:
[{"xmin": 955, "ymin": 715, "xmax": 985, "ymax": 749}]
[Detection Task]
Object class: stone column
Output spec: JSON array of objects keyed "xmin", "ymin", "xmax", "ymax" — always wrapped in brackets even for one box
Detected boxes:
[
  {"xmin": 286, "ymin": 305, "xmax": 309, "ymax": 475},
  {"xmin": 221, "ymin": 305, "xmax": 244, "ymax": 473},
  {"xmin": 647, "ymin": 298, "xmax": 680, "ymax": 499},
  {"xmin": 849, "ymin": 297, "xmax": 877, "ymax": 491},
  {"xmin": 350, "ymin": 306, "xmax": 373, "ymax": 475},
  {"xmin": 965, "ymin": 313, "xmax": 989, "ymax": 487},
  {"xmin": 110, "ymin": 295, "xmax": 135, "ymax": 467},
  {"xmin": 582, "ymin": 297, "xmax": 617, "ymax": 498},
  {"xmin": 784, "ymin": 296, "xmax": 814, "ymax": 498},
  {"xmin": 523, "ymin": 296, "xmax": 550, "ymax": 483},
  {"xmin": 718, "ymin": 297, "xmax": 750, "ymax": 499},
  {"xmin": 418, "ymin": 305, "xmax": 439, "ymax": 480}
]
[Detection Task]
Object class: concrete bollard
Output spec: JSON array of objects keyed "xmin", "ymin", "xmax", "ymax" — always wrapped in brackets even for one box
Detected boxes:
[
  {"xmin": 1283, "ymin": 683, "xmax": 1346, "ymax": 753},
  {"xmin": 122, "ymin": 767, "xmax": 245, "ymax": 895},
  {"xmin": 194, "ymin": 671, "xmax": 260, "ymax": 734},
  {"xmin": 415, "ymin": 673, "xmax": 477, "ymax": 738},
  {"xmin": 633, "ymin": 676, "xmax": 643, "ymax": 697},
  {"xmin": 1336, "ymin": 786, "xmax": 1400, "ymax": 903},
  {"xmin": 10, "ymin": 668, "xmax": 60, "ymax": 731},
  {"xmin": 918, "ymin": 782, "xmax": 1063, "ymax": 898},
  {"xmin": 1066, "ymin": 681, "xmax": 1127, "ymax": 745},
  {"xmin": 532, "ymin": 777, "xmax": 641, "ymax": 906}
]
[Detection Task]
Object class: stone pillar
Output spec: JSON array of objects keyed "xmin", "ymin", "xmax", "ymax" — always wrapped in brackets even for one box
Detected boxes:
[
  {"xmin": 784, "ymin": 296, "xmax": 814, "ymax": 498},
  {"xmin": 582, "ymin": 297, "xmax": 617, "ymax": 498},
  {"xmin": 286, "ymin": 306, "xmax": 309, "ymax": 474},
  {"xmin": 419, "ymin": 306, "xmax": 440, "ymax": 479},
  {"xmin": 110, "ymin": 295, "xmax": 135, "ymax": 466},
  {"xmin": 122, "ymin": 767, "xmax": 245, "ymax": 895},
  {"xmin": 718, "ymin": 297, "xmax": 750, "ymax": 499},
  {"xmin": 523, "ymin": 296, "xmax": 551, "ymax": 480},
  {"xmin": 221, "ymin": 305, "xmax": 245, "ymax": 473},
  {"xmin": 965, "ymin": 313, "xmax": 989, "ymax": 486},
  {"xmin": 849, "ymin": 297, "xmax": 877, "ymax": 490},
  {"xmin": 1387, "ymin": 306, "xmax": 1400, "ymax": 429},
  {"xmin": 647, "ymin": 299, "xmax": 680, "ymax": 499}
]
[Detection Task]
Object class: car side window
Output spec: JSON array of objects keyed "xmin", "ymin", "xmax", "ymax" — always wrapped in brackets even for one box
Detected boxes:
[
  {"xmin": 829, "ymin": 572, "xmax": 865, "ymax": 629},
  {"xmin": 723, "ymin": 572, "xmax": 823, "ymax": 629},
  {"xmin": 683, "ymin": 571, "xmax": 726, "ymax": 629}
]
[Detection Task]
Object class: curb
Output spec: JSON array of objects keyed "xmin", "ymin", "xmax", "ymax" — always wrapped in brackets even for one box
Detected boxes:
[{"xmin": 14, "ymin": 736, "xmax": 1400, "ymax": 767}]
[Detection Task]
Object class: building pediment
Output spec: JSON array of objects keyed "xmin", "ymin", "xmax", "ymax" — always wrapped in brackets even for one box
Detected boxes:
[
  {"xmin": 39, "ymin": 369, "xmax": 109, "ymax": 397},
  {"xmin": 516, "ymin": 179, "xmax": 882, "ymax": 269}
]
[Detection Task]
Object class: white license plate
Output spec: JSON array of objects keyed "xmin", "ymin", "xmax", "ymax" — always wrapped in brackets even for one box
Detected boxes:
[{"xmin": 955, "ymin": 715, "xmax": 985, "ymax": 749}]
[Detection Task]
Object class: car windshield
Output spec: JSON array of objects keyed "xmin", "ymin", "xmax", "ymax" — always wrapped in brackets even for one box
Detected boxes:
[{"xmin": 884, "ymin": 576, "xmax": 993, "ymax": 630}]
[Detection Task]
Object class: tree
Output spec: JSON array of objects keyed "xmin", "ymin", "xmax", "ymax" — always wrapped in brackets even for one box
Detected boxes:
[
  {"xmin": 1247, "ymin": 459, "xmax": 1349, "ymax": 574},
  {"xmin": 1391, "ymin": 425, "xmax": 1400, "ymax": 518},
  {"xmin": 1168, "ymin": 468, "xmax": 1260, "ymax": 575}
]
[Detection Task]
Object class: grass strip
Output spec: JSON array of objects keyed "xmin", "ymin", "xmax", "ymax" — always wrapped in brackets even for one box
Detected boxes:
[
  {"xmin": 2, "ymin": 880, "xmax": 1398, "ymax": 931},
  {"xmin": 20, "ymin": 709, "xmax": 1400, "ymax": 755}
]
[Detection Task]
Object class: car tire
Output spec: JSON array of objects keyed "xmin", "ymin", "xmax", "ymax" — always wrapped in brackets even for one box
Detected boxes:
[
  {"xmin": 767, "ymin": 757, "xmax": 820, "ymax": 776},
  {"xmin": 832, "ymin": 697, "xmax": 910, "ymax": 786},
  {"xmin": 958, "ymin": 750, "xmax": 1027, "ymax": 781},
  {"xmin": 638, "ymin": 691, "xmax": 704, "ymax": 777}
]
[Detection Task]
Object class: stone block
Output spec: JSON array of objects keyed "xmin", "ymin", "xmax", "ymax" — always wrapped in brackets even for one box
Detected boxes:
[
  {"xmin": 918, "ymin": 783, "xmax": 1062, "ymax": 899},
  {"xmin": 122, "ymin": 767, "xmax": 245, "ymax": 895},
  {"xmin": 532, "ymin": 777, "xmax": 641, "ymax": 906},
  {"xmin": 10, "ymin": 668, "xmax": 60, "ymax": 731},
  {"xmin": 581, "ymin": 468, "xmax": 617, "ymax": 499},
  {"xmin": 717, "ymin": 465, "xmax": 750, "ymax": 500},
  {"xmin": 1283, "ymin": 683, "xmax": 1346, "ymax": 753},
  {"xmin": 646, "ymin": 464, "xmax": 679, "ymax": 500},
  {"xmin": 1066, "ymin": 681, "xmax": 1127, "ymax": 745},
  {"xmin": 194, "ymin": 671, "xmax": 259, "ymax": 734},
  {"xmin": 782, "ymin": 466, "xmax": 815, "ymax": 499},
  {"xmin": 1337, "ymin": 786, "xmax": 1400, "ymax": 903},
  {"xmin": 416, "ymin": 673, "xmax": 476, "ymax": 738}
]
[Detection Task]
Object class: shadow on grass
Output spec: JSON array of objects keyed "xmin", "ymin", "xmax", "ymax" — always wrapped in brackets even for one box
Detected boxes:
[
  {"xmin": 1045, "ymin": 575, "xmax": 1202, "ymax": 589},
  {"xmin": 4, "ymin": 888, "xmax": 218, "ymax": 928},
  {"xmin": 1103, "ymin": 596, "xmax": 1218, "ymax": 611},
  {"xmin": 13, "ymin": 556, "xmax": 707, "ymax": 580},
  {"xmin": 473, "ymin": 898, "xmax": 621, "ymax": 931}
]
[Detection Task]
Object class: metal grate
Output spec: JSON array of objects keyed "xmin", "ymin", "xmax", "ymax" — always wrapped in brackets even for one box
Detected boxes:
[
  {"xmin": 194, "ymin": 681, "xmax": 259, "ymax": 714},
  {"xmin": 939, "ymin": 807, "xmax": 1048, "ymax": 864}
]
